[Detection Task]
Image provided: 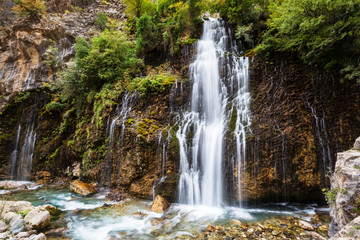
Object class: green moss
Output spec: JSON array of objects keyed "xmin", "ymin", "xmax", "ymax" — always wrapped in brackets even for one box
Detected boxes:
[
  {"xmin": 129, "ymin": 72, "xmax": 176, "ymax": 96},
  {"xmin": 228, "ymin": 107, "xmax": 237, "ymax": 132},
  {"xmin": 126, "ymin": 118, "xmax": 135, "ymax": 125},
  {"xmin": 17, "ymin": 209, "xmax": 31, "ymax": 218}
]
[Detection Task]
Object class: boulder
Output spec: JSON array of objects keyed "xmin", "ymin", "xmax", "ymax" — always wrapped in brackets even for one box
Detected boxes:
[
  {"xmin": 28, "ymin": 233, "xmax": 47, "ymax": 240},
  {"xmin": 24, "ymin": 208, "xmax": 50, "ymax": 230},
  {"xmin": 9, "ymin": 214, "xmax": 22, "ymax": 226},
  {"xmin": 16, "ymin": 231, "xmax": 31, "ymax": 238},
  {"xmin": 354, "ymin": 137, "xmax": 360, "ymax": 150},
  {"xmin": 0, "ymin": 221, "xmax": 6, "ymax": 233},
  {"xmin": 310, "ymin": 232, "xmax": 327, "ymax": 240},
  {"xmin": 70, "ymin": 180, "xmax": 96, "ymax": 196},
  {"xmin": 329, "ymin": 216, "xmax": 360, "ymax": 240},
  {"xmin": 299, "ymin": 220, "xmax": 314, "ymax": 231},
  {"xmin": 38, "ymin": 204, "xmax": 60, "ymax": 216},
  {"xmin": 35, "ymin": 171, "xmax": 52, "ymax": 185},
  {"xmin": 150, "ymin": 195, "xmax": 170, "ymax": 214},
  {"xmin": 0, "ymin": 181, "xmax": 27, "ymax": 191},
  {"xmin": 10, "ymin": 219, "xmax": 24, "ymax": 234},
  {"xmin": 0, "ymin": 201, "xmax": 34, "ymax": 218},
  {"xmin": 329, "ymin": 149, "xmax": 360, "ymax": 236},
  {"xmin": 0, "ymin": 232, "xmax": 10, "ymax": 239}
]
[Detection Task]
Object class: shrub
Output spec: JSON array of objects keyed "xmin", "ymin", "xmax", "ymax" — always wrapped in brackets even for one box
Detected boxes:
[
  {"xmin": 58, "ymin": 29, "xmax": 142, "ymax": 113},
  {"xmin": 12, "ymin": 0, "xmax": 46, "ymax": 19},
  {"xmin": 259, "ymin": 0, "xmax": 360, "ymax": 80},
  {"xmin": 94, "ymin": 11, "xmax": 107, "ymax": 29},
  {"xmin": 129, "ymin": 72, "xmax": 175, "ymax": 96}
]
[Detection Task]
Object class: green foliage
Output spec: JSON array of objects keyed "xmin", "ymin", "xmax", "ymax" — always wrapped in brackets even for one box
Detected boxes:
[
  {"xmin": 58, "ymin": 29, "xmax": 142, "ymax": 113},
  {"xmin": 132, "ymin": 0, "xmax": 208, "ymax": 55},
  {"xmin": 123, "ymin": 0, "xmax": 156, "ymax": 19},
  {"xmin": 135, "ymin": 14, "xmax": 160, "ymax": 55},
  {"xmin": 44, "ymin": 101, "xmax": 65, "ymax": 113},
  {"xmin": 212, "ymin": 0, "xmax": 269, "ymax": 43},
  {"xmin": 12, "ymin": 0, "xmax": 46, "ymax": 19},
  {"xmin": 213, "ymin": 0, "xmax": 268, "ymax": 25},
  {"xmin": 17, "ymin": 209, "xmax": 30, "ymax": 218},
  {"xmin": 129, "ymin": 72, "xmax": 175, "ymax": 96},
  {"xmin": 322, "ymin": 188, "xmax": 338, "ymax": 205},
  {"xmin": 94, "ymin": 12, "xmax": 108, "ymax": 29},
  {"xmin": 44, "ymin": 44, "xmax": 59, "ymax": 71},
  {"xmin": 260, "ymin": 0, "xmax": 360, "ymax": 81}
]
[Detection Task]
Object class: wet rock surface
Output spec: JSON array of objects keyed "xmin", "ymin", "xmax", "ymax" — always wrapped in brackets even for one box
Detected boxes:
[
  {"xmin": 329, "ymin": 140, "xmax": 360, "ymax": 237},
  {"xmin": 0, "ymin": 200, "xmax": 58, "ymax": 240},
  {"xmin": 193, "ymin": 216, "xmax": 329, "ymax": 240},
  {"xmin": 150, "ymin": 195, "xmax": 170, "ymax": 214},
  {"xmin": 70, "ymin": 180, "xmax": 96, "ymax": 196}
]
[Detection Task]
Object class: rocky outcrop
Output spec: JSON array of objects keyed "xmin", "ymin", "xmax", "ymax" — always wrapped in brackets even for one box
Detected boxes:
[
  {"xmin": 329, "ymin": 145, "xmax": 360, "ymax": 236},
  {"xmin": 241, "ymin": 55, "xmax": 360, "ymax": 203},
  {"xmin": 150, "ymin": 195, "xmax": 170, "ymax": 214},
  {"xmin": 35, "ymin": 171, "xmax": 52, "ymax": 184},
  {"xmin": 0, "ymin": 0, "xmax": 127, "ymax": 111},
  {"xmin": 329, "ymin": 216, "xmax": 360, "ymax": 240},
  {"xmin": 24, "ymin": 208, "xmax": 50, "ymax": 230},
  {"xmin": 354, "ymin": 137, "xmax": 360, "ymax": 150},
  {"xmin": 0, "ymin": 201, "xmax": 58, "ymax": 239},
  {"xmin": 0, "ymin": 181, "xmax": 27, "ymax": 191},
  {"xmin": 70, "ymin": 180, "xmax": 96, "ymax": 196}
]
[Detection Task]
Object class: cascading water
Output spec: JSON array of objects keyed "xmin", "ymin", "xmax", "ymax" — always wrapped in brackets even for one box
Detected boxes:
[
  {"xmin": 101, "ymin": 91, "xmax": 139, "ymax": 186},
  {"xmin": 308, "ymin": 103, "xmax": 332, "ymax": 184},
  {"xmin": 108, "ymin": 91, "xmax": 139, "ymax": 148},
  {"xmin": 10, "ymin": 125, "xmax": 21, "ymax": 179},
  {"xmin": 16, "ymin": 113, "xmax": 37, "ymax": 180},
  {"xmin": 177, "ymin": 19, "xmax": 251, "ymax": 207}
]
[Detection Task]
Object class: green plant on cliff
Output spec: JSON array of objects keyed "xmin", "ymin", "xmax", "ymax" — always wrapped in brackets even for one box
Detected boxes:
[
  {"xmin": 258, "ymin": 0, "xmax": 360, "ymax": 81},
  {"xmin": 58, "ymin": 29, "xmax": 142, "ymax": 112},
  {"xmin": 12, "ymin": 0, "xmax": 46, "ymax": 19},
  {"xmin": 129, "ymin": 72, "xmax": 175, "ymax": 96},
  {"xmin": 132, "ymin": 0, "xmax": 208, "ymax": 55}
]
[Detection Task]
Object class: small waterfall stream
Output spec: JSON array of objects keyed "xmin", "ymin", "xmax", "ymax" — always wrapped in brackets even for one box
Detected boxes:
[
  {"xmin": 11, "ymin": 111, "xmax": 37, "ymax": 180},
  {"xmin": 10, "ymin": 125, "xmax": 21, "ymax": 179},
  {"xmin": 108, "ymin": 91, "xmax": 139, "ymax": 148},
  {"xmin": 177, "ymin": 19, "xmax": 251, "ymax": 207}
]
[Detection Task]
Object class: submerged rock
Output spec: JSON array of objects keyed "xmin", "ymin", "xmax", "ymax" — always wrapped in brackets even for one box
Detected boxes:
[
  {"xmin": 150, "ymin": 195, "xmax": 170, "ymax": 214},
  {"xmin": 70, "ymin": 180, "xmax": 96, "ymax": 196},
  {"xmin": 329, "ymin": 148, "xmax": 360, "ymax": 236},
  {"xmin": 298, "ymin": 220, "xmax": 314, "ymax": 231}
]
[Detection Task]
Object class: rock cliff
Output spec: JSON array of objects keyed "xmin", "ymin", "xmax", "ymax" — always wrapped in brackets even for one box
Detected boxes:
[{"xmin": 328, "ymin": 138, "xmax": 360, "ymax": 238}]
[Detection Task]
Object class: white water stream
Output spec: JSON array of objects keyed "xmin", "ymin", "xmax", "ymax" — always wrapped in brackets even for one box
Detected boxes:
[{"xmin": 177, "ymin": 19, "xmax": 251, "ymax": 207}]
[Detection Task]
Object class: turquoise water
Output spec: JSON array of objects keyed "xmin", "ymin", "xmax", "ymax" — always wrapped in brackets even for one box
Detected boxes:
[{"xmin": 1, "ymin": 182, "xmax": 329, "ymax": 239}]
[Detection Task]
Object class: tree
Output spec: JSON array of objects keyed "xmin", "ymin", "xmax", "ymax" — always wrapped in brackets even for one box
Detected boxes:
[
  {"xmin": 12, "ymin": 0, "xmax": 46, "ymax": 19},
  {"xmin": 123, "ymin": 0, "xmax": 156, "ymax": 19},
  {"xmin": 260, "ymin": 0, "xmax": 360, "ymax": 79}
]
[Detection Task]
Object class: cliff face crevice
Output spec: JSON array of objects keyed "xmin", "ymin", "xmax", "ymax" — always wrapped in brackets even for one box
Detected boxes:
[{"xmin": 242, "ymin": 55, "xmax": 360, "ymax": 203}]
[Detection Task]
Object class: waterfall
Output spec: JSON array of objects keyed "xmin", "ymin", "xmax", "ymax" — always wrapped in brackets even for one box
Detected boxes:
[
  {"xmin": 308, "ymin": 104, "xmax": 332, "ymax": 183},
  {"xmin": 108, "ymin": 91, "xmax": 139, "ymax": 148},
  {"xmin": 10, "ymin": 125, "xmax": 21, "ymax": 179},
  {"xmin": 16, "ymin": 114, "xmax": 37, "ymax": 180},
  {"xmin": 177, "ymin": 19, "xmax": 251, "ymax": 207}
]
